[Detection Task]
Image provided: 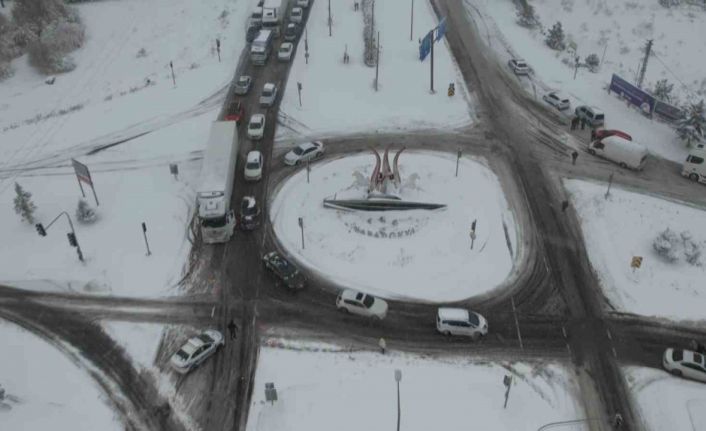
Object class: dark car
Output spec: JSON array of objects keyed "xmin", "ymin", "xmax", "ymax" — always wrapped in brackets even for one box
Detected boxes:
[
  {"xmin": 262, "ymin": 251, "xmax": 305, "ymax": 290},
  {"xmin": 283, "ymin": 23, "xmax": 299, "ymax": 42},
  {"xmin": 239, "ymin": 196, "xmax": 260, "ymax": 230},
  {"xmin": 224, "ymin": 100, "xmax": 244, "ymax": 123},
  {"xmin": 246, "ymin": 23, "xmax": 261, "ymax": 43}
]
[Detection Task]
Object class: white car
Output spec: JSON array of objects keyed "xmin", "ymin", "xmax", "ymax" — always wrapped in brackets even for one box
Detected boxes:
[
  {"xmin": 278, "ymin": 42, "xmax": 294, "ymax": 62},
  {"xmin": 234, "ymin": 75, "xmax": 252, "ymax": 95},
  {"xmin": 290, "ymin": 7, "xmax": 303, "ymax": 23},
  {"xmin": 543, "ymin": 91, "xmax": 570, "ymax": 110},
  {"xmin": 169, "ymin": 330, "xmax": 224, "ymax": 373},
  {"xmin": 336, "ymin": 289, "xmax": 388, "ymax": 320},
  {"xmin": 508, "ymin": 58, "xmax": 530, "ymax": 75},
  {"xmin": 284, "ymin": 141, "xmax": 325, "ymax": 166},
  {"xmin": 296, "ymin": 0, "xmax": 309, "ymax": 8},
  {"xmin": 244, "ymin": 150, "xmax": 263, "ymax": 181},
  {"xmin": 247, "ymin": 114, "xmax": 266, "ymax": 140},
  {"xmin": 436, "ymin": 308, "xmax": 488, "ymax": 340},
  {"xmin": 663, "ymin": 348, "xmax": 706, "ymax": 383},
  {"xmin": 259, "ymin": 82, "xmax": 278, "ymax": 107}
]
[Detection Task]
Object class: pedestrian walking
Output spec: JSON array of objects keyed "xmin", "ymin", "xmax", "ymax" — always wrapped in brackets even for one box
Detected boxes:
[
  {"xmin": 227, "ymin": 319, "xmax": 238, "ymax": 340},
  {"xmin": 571, "ymin": 151, "xmax": 578, "ymax": 165},
  {"xmin": 590, "ymin": 128, "xmax": 597, "ymax": 141},
  {"xmin": 378, "ymin": 337, "xmax": 387, "ymax": 354},
  {"xmin": 613, "ymin": 413, "xmax": 623, "ymax": 429},
  {"xmin": 354, "ymin": 1, "xmax": 359, "ymax": 11},
  {"xmin": 561, "ymin": 200, "xmax": 569, "ymax": 212},
  {"xmin": 570, "ymin": 116, "xmax": 579, "ymax": 130},
  {"xmin": 580, "ymin": 118, "xmax": 586, "ymax": 130}
]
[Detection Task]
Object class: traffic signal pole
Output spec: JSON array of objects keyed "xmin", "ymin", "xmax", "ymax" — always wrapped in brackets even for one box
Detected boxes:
[{"xmin": 35, "ymin": 211, "xmax": 84, "ymax": 262}]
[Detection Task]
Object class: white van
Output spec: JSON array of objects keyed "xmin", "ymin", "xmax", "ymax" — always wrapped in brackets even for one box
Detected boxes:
[
  {"xmin": 588, "ymin": 135, "xmax": 648, "ymax": 170},
  {"xmin": 250, "ymin": 29, "xmax": 273, "ymax": 66},
  {"xmin": 436, "ymin": 308, "xmax": 488, "ymax": 340},
  {"xmin": 682, "ymin": 149, "xmax": 706, "ymax": 184}
]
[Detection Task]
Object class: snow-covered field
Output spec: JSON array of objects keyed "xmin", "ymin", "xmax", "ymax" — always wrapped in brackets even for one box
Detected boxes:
[
  {"xmin": 566, "ymin": 179, "xmax": 706, "ymax": 322},
  {"xmin": 269, "ymin": 151, "xmax": 518, "ymax": 302},
  {"xmin": 0, "ymin": 0, "xmax": 250, "ymax": 297},
  {"xmin": 0, "ymin": 319, "xmax": 120, "ymax": 430},
  {"xmin": 102, "ymin": 321, "xmax": 165, "ymax": 370},
  {"xmin": 276, "ymin": 0, "xmax": 473, "ymax": 140},
  {"xmin": 467, "ymin": 0, "xmax": 703, "ymax": 162},
  {"xmin": 625, "ymin": 366, "xmax": 706, "ymax": 431},
  {"xmin": 246, "ymin": 343, "xmax": 584, "ymax": 431}
]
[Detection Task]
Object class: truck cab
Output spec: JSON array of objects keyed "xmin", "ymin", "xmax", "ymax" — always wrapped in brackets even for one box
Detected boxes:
[{"xmin": 682, "ymin": 149, "xmax": 706, "ymax": 185}]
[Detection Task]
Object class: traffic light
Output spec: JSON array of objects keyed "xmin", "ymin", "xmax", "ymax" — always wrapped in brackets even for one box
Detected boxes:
[
  {"xmin": 35, "ymin": 223, "xmax": 47, "ymax": 237},
  {"xmin": 67, "ymin": 232, "xmax": 77, "ymax": 247}
]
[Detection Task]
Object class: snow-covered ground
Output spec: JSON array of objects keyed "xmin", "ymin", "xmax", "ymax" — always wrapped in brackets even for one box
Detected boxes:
[
  {"xmin": 0, "ymin": 0, "xmax": 250, "ymax": 297},
  {"xmin": 269, "ymin": 151, "xmax": 519, "ymax": 302},
  {"xmin": 566, "ymin": 179, "xmax": 706, "ymax": 322},
  {"xmin": 467, "ymin": 0, "xmax": 702, "ymax": 162},
  {"xmin": 102, "ymin": 321, "xmax": 165, "ymax": 370},
  {"xmin": 276, "ymin": 0, "xmax": 473, "ymax": 140},
  {"xmin": 246, "ymin": 343, "xmax": 584, "ymax": 431},
  {"xmin": 0, "ymin": 319, "xmax": 120, "ymax": 430},
  {"xmin": 625, "ymin": 366, "xmax": 706, "ymax": 431}
]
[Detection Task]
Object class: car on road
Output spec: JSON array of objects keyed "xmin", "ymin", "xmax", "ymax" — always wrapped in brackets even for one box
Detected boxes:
[
  {"xmin": 508, "ymin": 58, "xmax": 530, "ymax": 75},
  {"xmin": 262, "ymin": 251, "xmax": 306, "ymax": 290},
  {"xmin": 246, "ymin": 23, "xmax": 261, "ymax": 43},
  {"xmin": 247, "ymin": 114, "xmax": 266, "ymax": 140},
  {"xmin": 259, "ymin": 82, "xmax": 278, "ymax": 107},
  {"xmin": 239, "ymin": 195, "xmax": 260, "ymax": 230},
  {"xmin": 283, "ymin": 23, "xmax": 299, "ymax": 42},
  {"xmin": 224, "ymin": 100, "xmax": 244, "ymax": 123},
  {"xmin": 284, "ymin": 141, "xmax": 325, "ymax": 166},
  {"xmin": 436, "ymin": 308, "xmax": 488, "ymax": 340},
  {"xmin": 290, "ymin": 7, "xmax": 303, "ymax": 23},
  {"xmin": 663, "ymin": 348, "xmax": 706, "ymax": 383},
  {"xmin": 234, "ymin": 75, "xmax": 252, "ymax": 95},
  {"xmin": 336, "ymin": 289, "xmax": 388, "ymax": 320},
  {"xmin": 542, "ymin": 92, "xmax": 570, "ymax": 111},
  {"xmin": 244, "ymin": 150, "xmax": 263, "ymax": 181},
  {"xmin": 575, "ymin": 105, "xmax": 605, "ymax": 127},
  {"xmin": 278, "ymin": 42, "xmax": 294, "ymax": 62},
  {"xmin": 296, "ymin": 0, "xmax": 310, "ymax": 8},
  {"xmin": 169, "ymin": 330, "xmax": 224, "ymax": 373}
]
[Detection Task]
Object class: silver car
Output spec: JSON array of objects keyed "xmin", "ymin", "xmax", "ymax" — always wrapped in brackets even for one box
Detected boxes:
[
  {"xmin": 260, "ymin": 82, "xmax": 278, "ymax": 107},
  {"xmin": 663, "ymin": 348, "xmax": 706, "ymax": 383},
  {"xmin": 234, "ymin": 75, "xmax": 252, "ymax": 95},
  {"xmin": 336, "ymin": 289, "xmax": 388, "ymax": 320},
  {"xmin": 170, "ymin": 330, "xmax": 224, "ymax": 373},
  {"xmin": 284, "ymin": 141, "xmax": 325, "ymax": 166}
]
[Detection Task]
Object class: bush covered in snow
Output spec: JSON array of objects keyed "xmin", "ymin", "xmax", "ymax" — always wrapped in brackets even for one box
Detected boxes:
[
  {"xmin": 545, "ymin": 22, "xmax": 566, "ymax": 51},
  {"xmin": 76, "ymin": 199, "xmax": 97, "ymax": 224},
  {"xmin": 28, "ymin": 19, "xmax": 85, "ymax": 74},
  {"xmin": 516, "ymin": 3, "xmax": 539, "ymax": 28},
  {"xmin": 675, "ymin": 100, "xmax": 705, "ymax": 147},
  {"xmin": 653, "ymin": 228, "xmax": 703, "ymax": 266},
  {"xmin": 584, "ymin": 53, "xmax": 599, "ymax": 72}
]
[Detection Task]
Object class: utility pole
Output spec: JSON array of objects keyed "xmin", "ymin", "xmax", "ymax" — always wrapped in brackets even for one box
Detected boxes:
[
  {"xmin": 141, "ymin": 222, "xmax": 152, "ymax": 256},
  {"xmin": 169, "ymin": 61, "xmax": 176, "ymax": 87},
  {"xmin": 328, "ymin": 0, "xmax": 332, "ymax": 37},
  {"xmin": 410, "ymin": 0, "xmax": 414, "ymax": 41},
  {"xmin": 511, "ymin": 296, "xmax": 524, "ymax": 350},
  {"xmin": 600, "ymin": 42, "xmax": 608, "ymax": 70},
  {"xmin": 375, "ymin": 31, "xmax": 380, "ymax": 91},
  {"xmin": 455, "ymin": 148, "xmax": 462, "ymax": 177},
  {"xmin": 395, "ymin": 370, "xmax": 402, "ymax": 431},
  {"xmin": 297, "ymin": 82, "xmax": 303, "ymax": 107},
  {"xmin": 430, "ymin": 29, "xmax": 435, "ymax": 93},
  {"xmin": 216, "ymin": 38, "xmax": 221, "ymax": 62},
  {"xmin": 371, "ymin": 1, "xmax": 375, "ymax": 52},
  {"xmin": 573, "ymin": 56, "xmax": 580, "ymax": 80},
  {"xmin": 636, "ymin": 39, "xmax": 653, "ymax": 89},
  {"xmin": 298, "ymin": 217, "xmax": 305, "ymax": 249}
]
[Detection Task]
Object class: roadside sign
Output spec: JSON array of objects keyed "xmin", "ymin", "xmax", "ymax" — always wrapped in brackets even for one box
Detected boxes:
[
  {"xmin": 631, "ymin": 256, "xmax": 643, "ymax": 269},
  {"xmin": 435, "ymin": 17, "xmax": 447, "ymax": 42},
  {"xmin": 265, "ymin": 382, "xmax": 278, "ymax": 404},
  {"xmin": 419, "ymin": 31, "xmax": 432, "ymax": 61},
  {"xmin": 71, "ymin": 158, "xmax": 100, "ymax": 206}
]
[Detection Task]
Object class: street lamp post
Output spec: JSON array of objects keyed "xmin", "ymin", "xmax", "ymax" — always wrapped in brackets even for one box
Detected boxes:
[{"xmin": 394, "ymin": 369, "xmax": 402, "ymax": 431}]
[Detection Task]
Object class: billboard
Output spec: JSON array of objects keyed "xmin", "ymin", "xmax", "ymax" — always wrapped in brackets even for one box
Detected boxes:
[
  {"xmin": 654, "ymin": 100, "xmax": 684, "ymax": 122},
  {"xmin": 609, "ymin": 74, "xmax": 656, "ymax": 114}
]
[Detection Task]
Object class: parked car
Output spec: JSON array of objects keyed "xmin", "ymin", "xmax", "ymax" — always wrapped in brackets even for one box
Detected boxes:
[
  {"xmin": 588, "ymin": 135, "xmax": 648, "ymax": 170},
  {"xmin": 296, "ymin": 0, "xmax": 310, "ymax": 7},
  {"xmin": 169, "ymin": 330, "xmax": 224, "ymax": 373},
  {"xmin": 283, "ymin": 23, "xmax": 299, "ymax": 42},
  {"xmin": 542, "ymin": 92, "xmax": 570, "ymax": 110},
  {"xmin": 575, "ymin": 105, "xmax": 605, "ymax": 127},
  {"xmin": 259, "ymin": 82, "xmax": 278, "ymax": 107},
  {"xmin": 336, "ymin": 289, "xmax": 388, "ymax": 320},
  {"xmin": 595, "ymin": 129, "xmax": 632, "ymax": 141},
  {"xmin": 663, "ymin": 348, "xmax": 706, "ymax": 383},
  {"xmin": 234, "ymin": 75, "xmax": 252, "ymax": 95},
  {"xmin": 247, "ymin": 114, "xmax": 266, "ymax": 140},
  {"xmin": 239, "ymin": 195, "xmax": 260, "ymax": 230},
  {"xmin": 508, "ymin": 58, "xmax": 530, "ymax": 75},
  {"xmin": 436, "ymin": 308, "xmax": 488, "ymax": 340},
  {"xmin": 284, "ymin": 141, "xmax": 325, "ymax": 166},
  {"xmin": 290, "ymin": 7, "xmax": 303, "ymax": 23},
  {"xmin": 250, "ymin": 6, "xmax": 263, "ymax": 26},
  {"xmin": 244, "ymin": 150, "xmax": 263, "ymax": 181},
  {"xmin": 278, "ymin": 42, "xmax": 294, "ymax": 62},
  {"xmin": 682, "ymin": 148, "xmax": 706, "ymax": 184},
  {"xmin": 262, "ymin": 251, "xmax": 306, "ymax": 290},
  {"xmin": 224, "ymin": 100, "xmax": 244, "ymax": 123}
]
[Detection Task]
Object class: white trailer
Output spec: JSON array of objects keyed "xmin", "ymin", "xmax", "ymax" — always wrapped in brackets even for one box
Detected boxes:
[
  {"xmin": 250, "ymin": 29, "xmax": 274, "ymax": 66},
  {"xmin": 588, "ymin": 135, "xmax": 648, "ymax": 170},
  {"xmin": 197, "ymin": 121, "xmax": 238, "ymax": 244},
  {"xmin": 682, "ymin": 148, "xmax": 706, "ymax": 185},
  {"xmin": 262, "ymin": 0, "xmax": 284, "ymax": 37}
]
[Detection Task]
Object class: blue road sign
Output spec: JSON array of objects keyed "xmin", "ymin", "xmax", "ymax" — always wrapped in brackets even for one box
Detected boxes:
[
  {"xmin": 436, "ymin": 17, "xmax": 447, "ymax": 41},
  {"xmin": 419, "ymin": 31, "xmax": 432, "ymax": 61}
]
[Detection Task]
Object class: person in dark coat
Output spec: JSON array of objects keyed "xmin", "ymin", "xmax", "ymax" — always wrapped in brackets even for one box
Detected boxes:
[
  {"xmin": 570, "ymin": 116, "xmax": 579, "ymax": 130},
  {"xmin": 227, "ymin": 319, "xmax": 238, "ymax": 340},
  {"xmin": 580, "ymin": 118, "xmax": 586, "ymax": 130}
]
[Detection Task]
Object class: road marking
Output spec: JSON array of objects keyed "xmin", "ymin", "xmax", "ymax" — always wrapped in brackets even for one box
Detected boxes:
[
  {"xmin": 561, "ymin": 326, "xmax": 568, "ymax": 339},
  {"xmin": 606, "ymin": 329, "xmax": 613, "ymax": 341}
]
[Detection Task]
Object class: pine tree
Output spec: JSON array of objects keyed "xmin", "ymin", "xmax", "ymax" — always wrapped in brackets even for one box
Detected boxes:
[
  {"xmin": 13, "ymin": 182, "xmax": 36, "ymax": 224},
  {"xmin": 651, "ymin": 79, "xmax": 674, "ymax": 102},
  {"xmin": 676, "ymin": 100, "xmax": 706, "ymax": 147},
  {"xmin": 516, "ymin": 4, "xmax": 538, "ymax": 28},
  {"xmin": 545, "ymin": 22, "xmax": 566, "ymax": 51},
  {"xmin": 584, "ymin": 53, "xmax": 600, "ymax": 72}
]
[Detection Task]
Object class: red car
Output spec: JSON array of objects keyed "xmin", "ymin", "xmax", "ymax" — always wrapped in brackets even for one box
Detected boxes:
[
  {"xmin": 595, "ymin": 129, "xmax": 632, "ymax": 141},
  {"xmin": 224, "ymin": 101, "xmax": 245, "ymax": 123}
]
